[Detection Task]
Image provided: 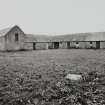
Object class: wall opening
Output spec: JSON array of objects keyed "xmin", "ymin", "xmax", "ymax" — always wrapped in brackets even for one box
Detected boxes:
[
  {"xmin": 54, "ymin": 42, "xmax": 59, "ymax": 49},
  {"xmin": 90, "ymin": 42, "xmax": 92, "ymax": 44},
  {"xmin": 90, "ymin": 42, "xmax": 93, "ymax": 48},
  {"xmin": 15, "ymin": 33, "xmax": 19, "ymax": 41},
  {"xmin": 67, "ymin": 42, "xmax": 70, "ymax": 48},
  {"xmin": 33, "ymin": 42, "xmax": 36, "ymax": 50},
  {"xmin": 76, "ymin": 42, "xmax": 78, "ymax": 44},
  {"xmin": 96, "ymin": 41, "xmax": 100, "ymax": 49},
  {"xmin": 76, "ymin": 42, "xmax": 79, "ymax": 48}
]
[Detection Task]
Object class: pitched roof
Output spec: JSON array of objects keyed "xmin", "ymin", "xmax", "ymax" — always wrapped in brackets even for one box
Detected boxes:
[
  {"xmin": 25, "ymin": 34, "xmax": 51, "ymax": 42},
  {"xmin": 25, "ymin": 34, "xmax": 37, "ymax": 42},
  {"xmin": 25, "ymin": 32, "xmax": 105, "ymax": 42},
  {"xmin": 0, "ymin": 25, "xmax": 105, "ymax": 42},
  {"xmin": 0, "ymin": 25, "xmax": 20, "ymax": 37},
  {"xmin": 51, "ymin": 32, "xmax": 105, "ymax": 42}
]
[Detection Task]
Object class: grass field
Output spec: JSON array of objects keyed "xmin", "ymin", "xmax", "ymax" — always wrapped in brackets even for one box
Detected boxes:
[
  {"xmin": 1, "ymin": 49, "xmax": 105, "ymax": 105},
  {"xmin": 1, "ymin": 49, "xmax": 105, "ymax": 80},
  {"xmin": 0, "ymin": 49, "xmax": 105, "ymax": 74}
]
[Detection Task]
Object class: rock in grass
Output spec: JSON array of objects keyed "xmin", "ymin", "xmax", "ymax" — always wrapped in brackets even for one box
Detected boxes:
[{"xmin": 65, "ymin": 74, "xmax": 82, "ymax": 81}]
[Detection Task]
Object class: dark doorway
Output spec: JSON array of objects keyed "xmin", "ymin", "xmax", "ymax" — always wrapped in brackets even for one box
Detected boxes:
[
  {"xmin": 54, "ymin": 42, "xmax": 59, "ymax": 49},
  {"xmin": 67, "ymin": 42, "xmax": 70, "ymax": 49},
  {"xmin": 33, "ymin": 42, "xmax": 36, "ymax": 50},
  {"xmin": 96, "ymin": 41, "xmax": 100, "ymax": 49}
]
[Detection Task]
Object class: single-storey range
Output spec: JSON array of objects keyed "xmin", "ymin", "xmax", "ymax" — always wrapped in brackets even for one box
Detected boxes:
[
  {"xmin": 25, "ymin": 32, "xmax": 105, "ymax": 50},
  {"xmin": 0, "ymin": 25, "xmax": 105, "ymax": 51},
  {"xmin": 49, "ymin": 32, "xmax": 105, "ymax": 49}
]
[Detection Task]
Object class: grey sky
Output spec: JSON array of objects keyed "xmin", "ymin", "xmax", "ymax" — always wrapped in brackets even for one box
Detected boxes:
[{"xmin": 0, "ymin": 0, "xmax": 105, "ymax": 35}]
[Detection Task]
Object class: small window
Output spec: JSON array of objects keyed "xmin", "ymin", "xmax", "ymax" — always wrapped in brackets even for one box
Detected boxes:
[
  {"xmin": 15, "ymin": 33, "xmax": 19, "ymax": 41},
  {"xmin": 90, "ymin": 42, "xmax": 92, "ymax": 44}
]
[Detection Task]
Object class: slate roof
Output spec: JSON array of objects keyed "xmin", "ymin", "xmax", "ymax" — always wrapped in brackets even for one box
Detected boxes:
[
  {"xmin": 0, "ymin": 25, "xmax": 20, "ymax": 37},
  {"xmin": 25, "ymin": 32, "xmax": 105, "ymax": 42},
  {"xmin": 0, "ymin": 25, "xmax": 105, "ymax": 42},
  {"xmin": 0, "ymin": 27, "xmax": 12, "ymax": 37},
  {"xmin": 25, "ymin": 34, "xmax": 51, "ymax": 42},
  {"xmin": 51, "ymin": 32, "xmax": 105, "ymax": 42},
  {"xmin": 25, "ymin": 34, "xmax": 37, "ymax": 42}
]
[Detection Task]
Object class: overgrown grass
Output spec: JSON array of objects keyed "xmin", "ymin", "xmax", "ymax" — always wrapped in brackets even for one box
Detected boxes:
[{"xmin": 0, "ymin": 49, "xmax": 105, "ymax": 104}]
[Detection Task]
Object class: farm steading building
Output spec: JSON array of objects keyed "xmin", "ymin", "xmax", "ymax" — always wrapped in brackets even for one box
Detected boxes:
[{"xmin": 0, "ymin": 25, "xmax": 105, "ymax": 51}]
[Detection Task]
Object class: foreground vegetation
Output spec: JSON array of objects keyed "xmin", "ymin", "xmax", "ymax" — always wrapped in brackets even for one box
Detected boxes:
[{"xmin": 0, "ymin": 49, "xmax": 105, "ymax": 105}]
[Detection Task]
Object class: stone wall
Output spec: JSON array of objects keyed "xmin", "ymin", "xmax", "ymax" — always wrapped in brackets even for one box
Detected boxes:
[
  {"xmin": 5, "ymin": 26, "xmax": 26, "ymax": 51},
  {"xmin": 0, "ymin": 36, "xmax": 5, "ymax": 50}
]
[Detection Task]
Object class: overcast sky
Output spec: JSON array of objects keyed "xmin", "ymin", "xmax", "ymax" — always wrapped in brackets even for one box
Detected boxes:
[{"xmin": 0, "ymin": 0, "xmax": 105, "ymax": 35}]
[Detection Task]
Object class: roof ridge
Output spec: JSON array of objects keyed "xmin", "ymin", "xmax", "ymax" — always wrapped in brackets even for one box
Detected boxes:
[{"xmin": 0, "ymin": 25, "xmax": 18, "ymax": 37}]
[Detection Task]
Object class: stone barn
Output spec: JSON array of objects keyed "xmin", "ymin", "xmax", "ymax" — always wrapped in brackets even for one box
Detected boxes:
[
  {"xmin": 50, "ymin": 32, "xmax": 105, "ymax": 49},
  {"xmin": 25, "ymin": 32, "xmax": 105, "ymax": 50},
  {"xmin": 0, "ymin": 25, "xmax": 105, "ymax": 51},
  {"xmin": 0, "ymin": 25, "xmax": 26, "ymax": 51}
]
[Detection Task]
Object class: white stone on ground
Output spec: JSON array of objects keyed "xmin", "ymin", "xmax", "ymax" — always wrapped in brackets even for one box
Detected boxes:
[{"xmin": 65, "ymin": 74, "xmax": 82, "ymax": 80}]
